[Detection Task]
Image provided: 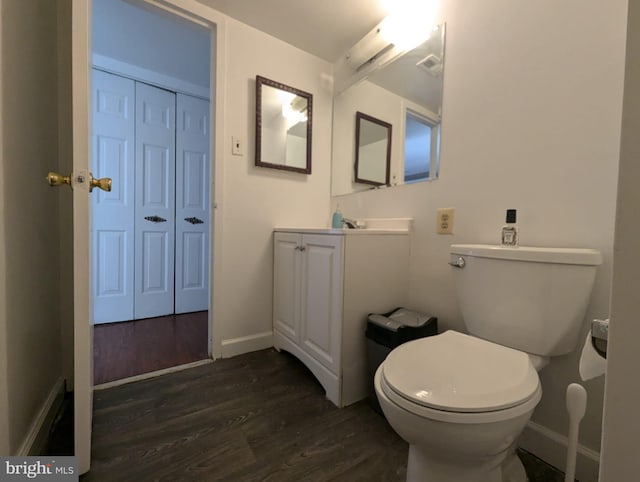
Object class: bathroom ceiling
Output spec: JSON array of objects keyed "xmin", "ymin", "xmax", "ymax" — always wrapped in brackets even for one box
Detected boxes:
[{"xmin": 195, "ymin": 0, "xmax": 389, "ymax": 62}]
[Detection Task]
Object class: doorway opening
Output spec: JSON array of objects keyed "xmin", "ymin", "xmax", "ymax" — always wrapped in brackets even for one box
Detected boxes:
[{"xmin": 90, "ymin": 0, "xmax": 214, "ymax": 384}]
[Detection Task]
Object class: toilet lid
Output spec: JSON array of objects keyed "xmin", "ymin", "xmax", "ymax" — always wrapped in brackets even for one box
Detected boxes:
[{"xmin": 382, "ymin": 330, "xmax": 540, "ymax": 412}]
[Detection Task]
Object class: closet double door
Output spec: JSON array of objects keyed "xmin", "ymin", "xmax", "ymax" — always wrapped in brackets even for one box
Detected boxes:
[{"xmin": 92, "ymin": 69, "xmax": 210, "ymax": 324}]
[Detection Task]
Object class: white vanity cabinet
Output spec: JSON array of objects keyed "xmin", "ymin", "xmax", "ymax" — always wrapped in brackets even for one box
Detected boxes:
[
  {"xmin": 274, "ymin": 232, "xmax": 343, "ymax": 377},
  {"xmin": 273, "ymin": 228, "xmax": 410, "ymax": 407}
]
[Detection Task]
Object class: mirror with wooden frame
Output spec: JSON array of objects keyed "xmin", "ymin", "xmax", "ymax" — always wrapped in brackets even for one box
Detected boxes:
[
  {"xmin": 354, "ymin": 111, "xmax": 392, "ymax": 186},
  {"xmin": 255, "ymin": 75, "xmax": 313, "ymax": 174}
]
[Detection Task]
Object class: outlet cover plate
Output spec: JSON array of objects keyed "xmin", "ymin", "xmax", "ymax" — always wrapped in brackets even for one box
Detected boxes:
[{"xmin": 437, "ymin": 207, "xmax": 455, "ymax": 234}]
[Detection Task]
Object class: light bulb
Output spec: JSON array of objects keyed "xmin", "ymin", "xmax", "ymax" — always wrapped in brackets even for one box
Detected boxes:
[{"xmin": 379, "ymin": 0, "xmax": 437, "ymax": 51}]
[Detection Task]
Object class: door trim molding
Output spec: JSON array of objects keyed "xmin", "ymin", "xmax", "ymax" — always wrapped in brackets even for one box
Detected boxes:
[{"xmin": 0, "ymin": 2, "xmax": 9, "ymax": 456}]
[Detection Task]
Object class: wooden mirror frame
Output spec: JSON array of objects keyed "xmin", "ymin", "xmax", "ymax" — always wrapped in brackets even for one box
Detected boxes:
[
  {"xmin": 354, "ymin": 111, "xmax": 392, "ymax": 186},
  {"xmin": 255, "ymin": 75, "xmax": 313, "ymax": 174}
]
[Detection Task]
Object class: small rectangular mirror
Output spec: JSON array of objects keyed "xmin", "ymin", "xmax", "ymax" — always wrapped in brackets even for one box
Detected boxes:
[
  {"xmin": 354, "ymin": 112, "xmax": 392, "ymax": 186},
  {"xmin": 255, "ymin": 75, "xmax": 312, "ymax": 174}
]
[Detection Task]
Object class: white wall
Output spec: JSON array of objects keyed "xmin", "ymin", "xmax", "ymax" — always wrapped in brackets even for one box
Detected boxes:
[
  {"xmin": 358, "ymin": 139, "xmax": 387, "ymax": 183},
  {"xmin": 216, "ymin": 18, "xmax": 333, "ymax": 352},
  {"xmin": 92, "ymin": 0, "xmax": 210, "ymax": 91},
  {"xmin": 262, "ymin": 114, "xmax": 288, "ymax": 164},
  {"xmin": 599, "ymin": 1, "xmax": 640, "ymax": 480},
  {"xmin": 285, "ymin": 134, "xmax": 306, "ymax": 168},
  {"xmin": 0, "ymin": 0, "xmax": 64, "ymax": 453},
  {"xmin": 332, "ymin": 1, "xmax": 627, "ymax": 478}
]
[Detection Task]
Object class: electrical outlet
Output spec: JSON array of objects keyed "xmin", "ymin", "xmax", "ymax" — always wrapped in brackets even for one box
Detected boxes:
[
  {"xmin": 232, "ymin": 136, "xmax": 243, "ymax": 156},
  {"xmin": 437, "ymin": 207, "xmax": 455, "ymax": 234}
]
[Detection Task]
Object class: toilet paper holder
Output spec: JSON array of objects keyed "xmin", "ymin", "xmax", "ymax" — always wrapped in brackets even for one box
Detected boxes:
[{"xmin": 591, "ymin": 319, "xmax": 608, "ymax": 359}]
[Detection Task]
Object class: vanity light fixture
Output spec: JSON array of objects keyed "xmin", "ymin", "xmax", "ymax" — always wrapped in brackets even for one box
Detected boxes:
[
  {"xmin": 345, "ymin": 0, "xmax": 438, "ymax": 71},
  {"xmin": 282, "ymin": 104, "xmax": 307, "ymax": 129},
  {"xmin": 345, "ymin": 25, "xmax": 393, "ymax": 70},
  {"xmin": 275, "ymin": 88, "xmax": 296, "ymax": 106},
  {"xmin": 379, "ymin": 0, "xmax": 438, "ymax": 51},
  {"xmin": 275, "ymin": 89, "xmax": 308, "ymax": 128}
]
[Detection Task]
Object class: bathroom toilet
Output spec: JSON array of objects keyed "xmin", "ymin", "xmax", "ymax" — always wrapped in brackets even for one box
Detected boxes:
[{"xmin": 375, "ymin": 244, "xmax": 602, "ymax": 482}]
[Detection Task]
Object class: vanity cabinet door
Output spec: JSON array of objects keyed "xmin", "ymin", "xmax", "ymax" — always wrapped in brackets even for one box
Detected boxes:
[
  {"xmin": 273, "ymin": 232, "xmax": 302, "ymax": 342},
  {"xmin": 300, "ymin": 234, "xmax": 343, "ymax": 375}
]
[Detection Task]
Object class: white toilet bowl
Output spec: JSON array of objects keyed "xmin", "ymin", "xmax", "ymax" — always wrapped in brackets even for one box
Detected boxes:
[
  {"xmin": 374, "ymin": 244, "xmax": 601, "ymax": 481},
  {"xmin": 374, "ymin": 330, "xmax": 542, "ymax": 482}
]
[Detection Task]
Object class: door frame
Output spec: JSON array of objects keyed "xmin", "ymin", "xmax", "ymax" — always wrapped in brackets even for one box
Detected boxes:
[{"xmin": 73, "ymin": 0, "xmax": 226, "ymax": 473}]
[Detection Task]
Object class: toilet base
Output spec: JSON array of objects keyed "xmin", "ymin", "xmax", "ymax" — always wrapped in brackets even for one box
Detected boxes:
[
  {"xmin": 502, "ymin": 451, "xmax": 528, "ymax": 482},
  {"xmin": 406, "ymin": 446, "xmax": 528, "ymax": 482}
]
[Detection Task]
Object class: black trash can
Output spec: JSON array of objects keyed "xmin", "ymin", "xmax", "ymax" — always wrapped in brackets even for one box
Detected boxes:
[{"xmin": 365, "ymin": 307, "xmax": 438, "ymax": 413}]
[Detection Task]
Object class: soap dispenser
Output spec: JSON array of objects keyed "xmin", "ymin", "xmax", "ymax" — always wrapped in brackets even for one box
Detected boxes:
[
  {"xmin": 332, "ymin": 205, "xmax": 343, "ymax": 229},
  {"xmin": 501, "ymin": 209, "xmax": 519, "ymax": 246}
]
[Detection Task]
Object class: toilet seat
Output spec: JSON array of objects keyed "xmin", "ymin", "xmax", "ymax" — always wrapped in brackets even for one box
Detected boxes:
[{"xmin": 380, "ymin": 330, "xmax": 542, "ymax": 423}]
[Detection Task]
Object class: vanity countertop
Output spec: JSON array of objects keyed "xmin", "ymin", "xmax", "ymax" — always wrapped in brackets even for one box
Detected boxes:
[
  {"xmin": 274, "ymin": 227, "xmax": 410, "ymax": 235},
  {"xmin": 275, "ymin": 218, "xmax": 413, "ymax": 235}
]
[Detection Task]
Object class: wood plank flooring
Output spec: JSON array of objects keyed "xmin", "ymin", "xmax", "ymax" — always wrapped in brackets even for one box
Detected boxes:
[
  {"xmin": 81, "ymin": 348, "xmax": 572, "ymax": 481},
  {"xmin": 84, "ymin": 349, "xmax": 408, "ymax": 481},
  {"xmin": 93, "ymin": 311, "xmax": 209, "ymax": 385}
]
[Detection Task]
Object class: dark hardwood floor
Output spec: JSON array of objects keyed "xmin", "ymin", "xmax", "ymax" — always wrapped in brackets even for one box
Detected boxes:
[
  {"xmin": 75, "ymin": 348, "xmax": 573, "ymax": 481},
  {"xmin": 84, "ymin": 349, "xmax": 408, "ymax": 481},
  {"xmin": 93, "ymin": 311, "xmax": 209, "ymax": 385}
]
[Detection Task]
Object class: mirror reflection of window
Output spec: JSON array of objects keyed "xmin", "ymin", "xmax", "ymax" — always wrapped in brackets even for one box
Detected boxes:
[{"xmin": 404, "ymin": 110, "xmax": 440, "ymax": 183}]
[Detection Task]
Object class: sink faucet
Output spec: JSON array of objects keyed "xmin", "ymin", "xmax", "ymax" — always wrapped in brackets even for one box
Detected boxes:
[{"xmin": 343, "ymin": 218, "xmax": 360, "ymax": 229}]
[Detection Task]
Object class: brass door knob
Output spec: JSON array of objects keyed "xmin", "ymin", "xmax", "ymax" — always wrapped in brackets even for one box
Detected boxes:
[
  {"xmin": 46, "ymin": 172, "xmax": 71, "ymax": 187},
  {"xmin": 89, "ymin": 174, "xmax": 112, "ymax": 192}
]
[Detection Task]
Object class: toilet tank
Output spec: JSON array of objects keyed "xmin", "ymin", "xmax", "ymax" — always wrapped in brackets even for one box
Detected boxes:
[{"xmin": 450, "ymin": 244, "xmax": 602, "ymax": 356}]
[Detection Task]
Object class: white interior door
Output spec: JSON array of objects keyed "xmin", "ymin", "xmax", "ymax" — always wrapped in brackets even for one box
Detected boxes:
[
  {"xmin": 175, "ymin": 94, "xmax": 210, "ymax": 313},
  {"xmin": 134, "ymin": 82, "xmax": 176, "ymax": 319},
  {"xmin": 72, "ymin": 0, "xmax": 92, "ymax": 474},
  {"xmin": 91, "ymin": 69, "xmax": 135, "ymax": 324}
]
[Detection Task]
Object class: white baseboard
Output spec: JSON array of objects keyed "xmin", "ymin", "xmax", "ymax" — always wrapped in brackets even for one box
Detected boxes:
[
  {"xmin": 17, "ymin": 377, "xmax": 65, "ymax": 456},
  {"xmin": 220, "ymin": 331, "xmax": 273, "ymax": 358},
  {"xmin": 519, "ymin": 420, "xmax": 600, "ymax": 482}
]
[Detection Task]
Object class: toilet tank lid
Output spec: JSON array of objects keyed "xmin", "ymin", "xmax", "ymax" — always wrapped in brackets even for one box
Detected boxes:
[{"xmin": 450, "ymin": 244, "xmax": 602, "ymax": 266}]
